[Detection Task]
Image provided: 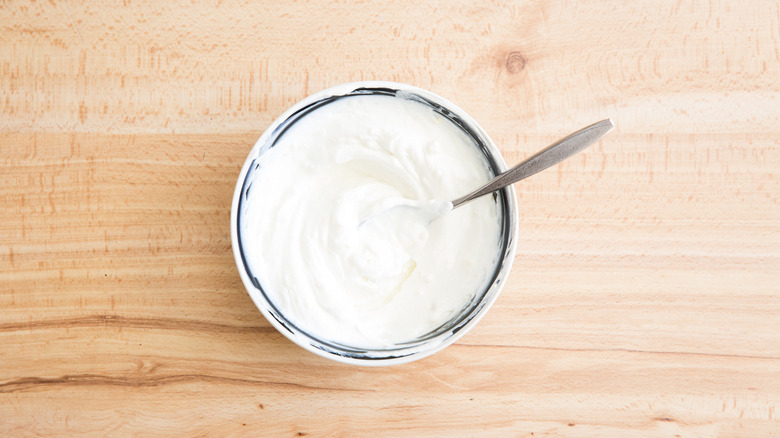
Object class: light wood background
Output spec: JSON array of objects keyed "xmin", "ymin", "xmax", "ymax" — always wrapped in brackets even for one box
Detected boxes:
[{"xmin": 2, "ymin": 0, "xmax": 779, "ymax": 436}]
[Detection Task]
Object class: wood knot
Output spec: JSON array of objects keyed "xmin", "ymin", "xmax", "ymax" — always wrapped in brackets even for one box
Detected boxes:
[{"xmin": 505, "ymin": 51, "xmax": 527, "ymax": 73}]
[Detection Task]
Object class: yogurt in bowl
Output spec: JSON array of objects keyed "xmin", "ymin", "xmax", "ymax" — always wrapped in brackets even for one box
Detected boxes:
[{"xmin": 231, "ymin": 82, "xmax": 518, "ymax": 365}]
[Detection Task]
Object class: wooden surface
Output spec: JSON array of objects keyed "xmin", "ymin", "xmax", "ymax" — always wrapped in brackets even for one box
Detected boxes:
[{"xmin": 2, "ymin": 0, "xmax": 779, "ymax": 436}]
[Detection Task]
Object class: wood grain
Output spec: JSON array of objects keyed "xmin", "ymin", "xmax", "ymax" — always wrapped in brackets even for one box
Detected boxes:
[{"xmin": 2, "ymin": 0, "xmax": 779, "ymax": 436}]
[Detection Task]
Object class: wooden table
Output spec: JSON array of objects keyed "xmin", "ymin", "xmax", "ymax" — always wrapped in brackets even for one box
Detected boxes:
[{"xmin": 2, "ymin": 1, "xmax": 779, "ymax": 436}]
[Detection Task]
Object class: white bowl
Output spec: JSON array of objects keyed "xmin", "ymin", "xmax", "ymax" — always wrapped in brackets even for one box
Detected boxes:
[{"xmin": 231, "ymin": 81, "xmax": 518, "ymax": 366}]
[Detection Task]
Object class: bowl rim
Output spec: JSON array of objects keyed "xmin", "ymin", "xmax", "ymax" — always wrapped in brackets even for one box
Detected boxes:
[{"xmin": 230, "ymin": 81, "xmax": 519, "ymax": 366}]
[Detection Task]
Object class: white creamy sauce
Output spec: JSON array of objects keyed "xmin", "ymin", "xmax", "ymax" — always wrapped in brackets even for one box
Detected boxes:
[{"xmin": 240, "ymin": 94, "xmax": 501, "ymax": 348}]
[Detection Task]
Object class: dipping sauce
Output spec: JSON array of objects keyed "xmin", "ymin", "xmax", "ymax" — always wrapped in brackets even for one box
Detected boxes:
[{"xmin": 239, "ymin": 94, "xmax": 501, "ymax": 348}]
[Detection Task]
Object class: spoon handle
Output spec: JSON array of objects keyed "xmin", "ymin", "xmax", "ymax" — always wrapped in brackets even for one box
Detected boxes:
[{"xmin": 451, "ymin": 118, "xmax": 615, "ymax": 209}]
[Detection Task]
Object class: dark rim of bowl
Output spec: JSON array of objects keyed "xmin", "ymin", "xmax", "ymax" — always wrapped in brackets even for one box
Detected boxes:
[{"xmin": 236, "ymin": 85, "xmax": 513, "ymax": 361}]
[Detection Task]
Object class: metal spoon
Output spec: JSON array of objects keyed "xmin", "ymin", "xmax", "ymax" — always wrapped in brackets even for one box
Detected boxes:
[
  {"xmin": 363, "ymin": 119, "xmax": 615, "ymax": 226},
  {"xmin": 452, "ymin": 118, "xmax": 614, "ymax": 208}
]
